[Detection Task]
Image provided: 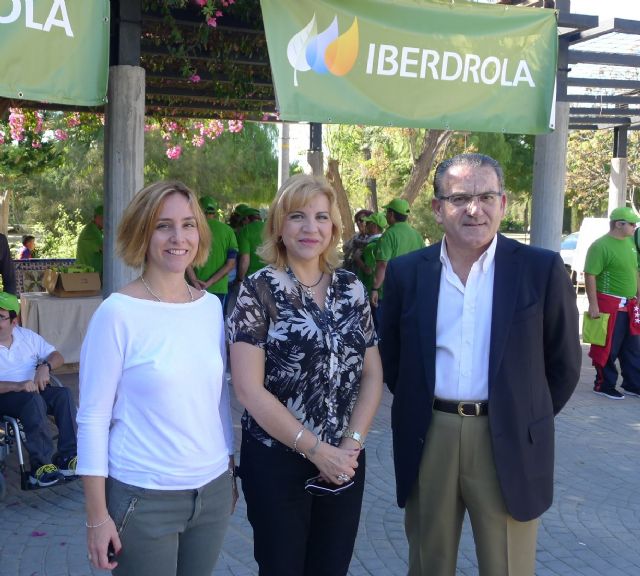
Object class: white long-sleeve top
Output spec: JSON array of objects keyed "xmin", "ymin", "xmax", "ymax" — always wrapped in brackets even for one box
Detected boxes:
[{"xmin": 76, "ymin": 292, "xmax": 233, "ymax": 489}]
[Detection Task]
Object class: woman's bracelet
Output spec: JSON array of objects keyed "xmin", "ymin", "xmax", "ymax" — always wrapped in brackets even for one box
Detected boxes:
[
  {"xmin": 306, "ymin": 435, "xmax": 320, "ymax": 457},
  {"xmin": 293, "ymin": 427, "xmax": 305, "ymax": 454},
  {"xmin": 85, "ymin": 515, "xmax": 111, "ymax": 529}
]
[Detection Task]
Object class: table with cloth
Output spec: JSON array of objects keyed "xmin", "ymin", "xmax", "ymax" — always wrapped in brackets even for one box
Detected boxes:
[{"xmin": 19, "ymin": 293, "xmax": 102, "ymax": 364}]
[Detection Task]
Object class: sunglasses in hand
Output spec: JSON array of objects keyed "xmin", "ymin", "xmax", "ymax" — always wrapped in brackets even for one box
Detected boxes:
[{"xmin": 305, "ymin": 475, "xmax": 354, "ymax": 496}]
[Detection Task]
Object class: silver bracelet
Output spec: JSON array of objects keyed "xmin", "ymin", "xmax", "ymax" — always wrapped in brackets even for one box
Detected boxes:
[
  {"xmin": 293, "ymin": 427, "xmax": 305, "ymax": 454},
  {"xmin": 306, "ymin": 435, "xmax": 320, "ymax": 457},
  {"xmin": 85, "ymin": 515, "xmax": 111, "ymax": 529}
]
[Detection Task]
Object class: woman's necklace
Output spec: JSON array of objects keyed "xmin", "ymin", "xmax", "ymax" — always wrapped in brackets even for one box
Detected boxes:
[
  {"xmin": 293, "ymin": 271, "xmax": 324, "ymax": 298},
  {"xmin": 140, "ymin": 275, "xmax": 194, "ymax": 303}
]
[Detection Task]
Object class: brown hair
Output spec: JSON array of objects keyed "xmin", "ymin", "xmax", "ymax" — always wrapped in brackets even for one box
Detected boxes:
[
  {"xmin": 117, "ymin": 181, "xmax": 211, "ymax": 268},
  {"xmin": 258, "ymin": 175, "xmax": 342, "ymax": 272}
]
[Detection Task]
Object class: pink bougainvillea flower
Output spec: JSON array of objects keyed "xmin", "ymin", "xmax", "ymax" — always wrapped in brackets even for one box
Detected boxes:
[
  {"xmin": 9, "ymin": 109, "xmax": 26, "ymax": 142},
  {"xmin": 166, "ymin": 145, "xmax": 182, "ymax": 160},
  {"xmin": 189, "ymin": 74, "xmax": 201, "ymax": 83},
  {"xmin": 34, "ymin": 112, "xmax": 44, "ymax": 134},
  {"xmin": 32, "ymin": 140, "xmax": 42, "ymax": 149},
  {"xmin": 54, "ymin": 129, "xmax": 68, "ymax": 141},
  {"xmin": 207, "ymin": 17, "xmax": 217, "ymax": 27},
  {"xmin": 195, "ymin": 0, "xmax": 207, "ymax": 6},
  {"xmin": 192, "ymin": 135, "xmax": 205, "ymax": 147},
  {"xmin": 66, "ymin": 113, "xmax": 81, "ymax": 128},
  {"xmin": 215, "ymin": 10, "xmax": 223, "ymax": 17},
  {"xmin": 227, "ymin": 120, "xmax": 244, "ymax": 133}
]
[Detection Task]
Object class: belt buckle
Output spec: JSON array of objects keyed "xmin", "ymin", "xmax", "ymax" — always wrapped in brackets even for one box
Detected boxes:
[{"xmin": 457, "ymin": 402, "xmax": 481, "ymax": 417}]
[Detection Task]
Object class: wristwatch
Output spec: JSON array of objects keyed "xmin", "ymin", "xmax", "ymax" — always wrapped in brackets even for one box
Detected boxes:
[
  {"xmin": 343, "ymin": 428, "xmax": 364, "ymax": 449},
  {"xmin": 36, "ymin": 360, "xmax": 52, "ymax": 372}
]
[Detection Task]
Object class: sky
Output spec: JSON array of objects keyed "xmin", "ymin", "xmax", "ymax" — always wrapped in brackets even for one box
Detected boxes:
[{"xmin": 571, "ymin": 0, "xmax": 640, "ymax": 20}]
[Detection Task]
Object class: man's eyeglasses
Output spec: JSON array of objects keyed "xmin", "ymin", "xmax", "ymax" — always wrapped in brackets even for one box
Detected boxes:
[
  {"xmin": 438, "ymin": 192, "xmax": 503, "ymax": 209},
  {"xmin": 0, "ymin": 315, "xmax": 11, "ymax": 322}
]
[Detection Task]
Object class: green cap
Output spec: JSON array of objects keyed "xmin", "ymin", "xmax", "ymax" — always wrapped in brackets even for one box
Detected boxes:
[
  {"xmin": 237, "ymin": 205, "xmax": 260, "ymax": 218},
  {"xmin": 0, "ymin": 292, "xmax": 19, "ymax": 314},
  {"xmin": 384, "ymin": 198, "xmax": 411, "ymax": 216},
  {"xmin": 234, "ymin": 203, "xmax": 250, "ymax": 216},
  {"xmin": 199, "ymin": 195, "xmax": 218, "ymax": 213},
  {"xmin": 609, "ymin": 206, "xmax": 640, "ymax": 224},
  {"xmin": 364, "ymin": 212, "xmax": 388, "ymax": 230}
]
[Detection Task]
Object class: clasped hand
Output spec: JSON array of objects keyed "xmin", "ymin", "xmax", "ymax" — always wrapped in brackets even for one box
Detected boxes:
[{"xmin": 309, "ymin": 442, "xmax": 359, "ymax": 485}]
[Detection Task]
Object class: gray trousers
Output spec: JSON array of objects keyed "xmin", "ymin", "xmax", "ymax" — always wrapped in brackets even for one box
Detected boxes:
[{"xmin": 107, "ymin": 471, "xmax": 232, "ymax": 576}]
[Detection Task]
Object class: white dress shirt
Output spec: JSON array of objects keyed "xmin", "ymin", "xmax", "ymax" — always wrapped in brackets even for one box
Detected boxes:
[{"xmin": 434, "ymin": 235, "xmax": 497, "ymax": 401}]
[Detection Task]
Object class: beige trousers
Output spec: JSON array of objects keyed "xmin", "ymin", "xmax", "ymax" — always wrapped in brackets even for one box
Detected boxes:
[{"xmin": 405, "ymin": 409, "xmax": 538, "ymax": 576}]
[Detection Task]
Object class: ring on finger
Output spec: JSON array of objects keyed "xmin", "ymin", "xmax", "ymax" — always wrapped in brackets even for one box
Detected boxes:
[{"xmin": 337, "ymin": 473, "xmax": 350, "ymax": 482}]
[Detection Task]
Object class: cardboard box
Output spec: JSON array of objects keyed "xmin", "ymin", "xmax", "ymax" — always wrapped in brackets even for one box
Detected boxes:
[{"xmin": 43, "ymin": 269, "xmax": 101, "ymax": 298}]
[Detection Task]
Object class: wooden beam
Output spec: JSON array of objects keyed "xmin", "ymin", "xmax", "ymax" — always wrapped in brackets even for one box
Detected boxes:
[
  {"xmin": 567, "ymin": 77, "xmax": 640, "ymax": 90},
  {"xmin": 569, "ymin": 50, "xmax": 640, "ymax": 67},
  {"xmin": 560, "ymin": 94, "xmax": 640, "ymax": 105}
]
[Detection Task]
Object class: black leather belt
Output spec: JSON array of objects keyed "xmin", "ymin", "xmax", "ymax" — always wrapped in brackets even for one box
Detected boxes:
[{"xmin": 433, "ymin": 398, "xmax": 488, "ymax": 417}]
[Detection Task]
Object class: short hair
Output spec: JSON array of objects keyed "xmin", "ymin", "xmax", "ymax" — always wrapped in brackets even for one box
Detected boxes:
[
  {"xmin": 258, "ymin": 174, "xmax": 342, "ymax": 272},
  {"xmin": 117, "ymin": 181, "xmax": 211, "ymax": 268},
  {"xmin": 434, "ymin": 153, "xmax": 505, "ymax": 198},
  {"xmin": 22, "ymin": 235, "xmax": 35, "ymax": 245},
  {"xmin": 388, "ymin": 210, "xmax": 408, "ymax": 222},
  {"xmin": 354, "ymin": 209, "xmax": 373, "ymax": 221}
]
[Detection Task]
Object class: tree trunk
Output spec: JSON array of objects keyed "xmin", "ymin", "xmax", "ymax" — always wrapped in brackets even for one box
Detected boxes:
[
  {"xmin": 326, "ymin": 158, "xmax": 355, "ymax": 243},
  {"xmin": 403, "ymin": 130, "xmax": 452, "ymax": 203},
  {"xmin": 0, "ymin": 189, "xmax": 10, "ymax": 236}
]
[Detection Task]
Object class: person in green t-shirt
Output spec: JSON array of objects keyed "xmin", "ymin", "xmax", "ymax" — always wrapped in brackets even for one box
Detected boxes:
[
  {"xmin": 370, "ymin": 198, "xmax": 423, "ymax": 312},
  {"xmin": 357, "ymin": 212, "xmax": 387, "ymax": 296},
  {"xmin": 236, "ymin": 207, "xmax": 266, "ymax": 282},
  {"xmin": 76, "ymin": 205, "xmax": 104, "ymax": 276},
  {"xmin": 187, "ymin": 196, "xmax": 238, "ymax": 312},
  {"xmin": 584, "ymin": 206, "xmax": 640, "ymax": 399}
]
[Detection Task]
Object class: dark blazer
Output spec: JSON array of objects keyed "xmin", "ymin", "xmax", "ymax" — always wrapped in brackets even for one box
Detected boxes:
[{"xmin": 380, "ymin": 234, "xmax": 581, "ymax": 522}]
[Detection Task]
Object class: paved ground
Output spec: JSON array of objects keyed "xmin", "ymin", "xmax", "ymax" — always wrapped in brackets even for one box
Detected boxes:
[{"xmin": 2, "ymin": 295, "xmax": 640, "ymax": 575}]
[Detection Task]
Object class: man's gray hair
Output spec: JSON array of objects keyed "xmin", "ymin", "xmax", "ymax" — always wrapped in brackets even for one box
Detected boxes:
[{"xmin": 434, "ymin": 153, "xmax": 505, "ymax": 198}]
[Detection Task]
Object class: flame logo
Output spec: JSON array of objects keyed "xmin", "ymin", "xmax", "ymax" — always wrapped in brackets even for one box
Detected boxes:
[{"xmin": 287, "ymin": 15, "xmax": 359, "ymax": 87}]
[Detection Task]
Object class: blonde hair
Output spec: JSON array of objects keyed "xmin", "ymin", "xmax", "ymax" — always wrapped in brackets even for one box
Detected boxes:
[
  {"xmin": 117, "ymin": 181, "xmax": 211, "ymax": 268},
  {"xmin": 258, "ymin": 174, "xmax": 342, "ymax": 272}
]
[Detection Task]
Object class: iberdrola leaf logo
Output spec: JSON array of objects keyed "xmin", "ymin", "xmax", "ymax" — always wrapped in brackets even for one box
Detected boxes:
[{"xmin": 287, "ymin": 15, "xmax": 359, "ymax": 87}]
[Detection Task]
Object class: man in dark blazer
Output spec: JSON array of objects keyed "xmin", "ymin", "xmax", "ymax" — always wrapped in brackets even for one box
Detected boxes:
[{"xmin": 381, "ymin": 153, "xmax": 581, "ymax": 576}]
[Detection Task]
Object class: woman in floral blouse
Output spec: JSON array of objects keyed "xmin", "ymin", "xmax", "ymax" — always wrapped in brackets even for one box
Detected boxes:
[{"xmin": 228, "ymin": 174, "xmax": 383, "ymax": 576}]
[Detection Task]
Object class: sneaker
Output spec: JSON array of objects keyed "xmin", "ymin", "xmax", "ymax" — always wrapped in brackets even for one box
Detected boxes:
[
  {"xmin": 622, "ymin": 386, "xmax": 640, "ymax": 398},
  {"xmin": 29, "ymin": 464, "xmax": 64, "ymax": 487},
  {"xmin": 593, "ymin": 388, "xmax": 625, "ymax": 400},
  {"xmin": 56, "ymin": 455, "xmax": 78, "ymax": 478}
]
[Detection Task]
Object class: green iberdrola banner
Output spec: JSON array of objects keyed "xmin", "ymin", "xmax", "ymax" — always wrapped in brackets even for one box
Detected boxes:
[
  {"xmin": 261, "ymin": 0, "xmax": 558, "ymax": 134},
  {"xmin": 0, "ymin": 0, "xmax": 110, "ymax": 106}
]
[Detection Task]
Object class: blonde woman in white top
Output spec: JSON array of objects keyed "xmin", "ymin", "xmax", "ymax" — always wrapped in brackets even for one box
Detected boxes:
[{"xmin": 77, "ymin": 181, "xmax": 235, "ymax": 576}]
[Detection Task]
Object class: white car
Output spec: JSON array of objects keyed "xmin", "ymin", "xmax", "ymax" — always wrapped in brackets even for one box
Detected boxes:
[{"xmin": 560, "ymin": 231, "xmax": 579, "ymax": 271}]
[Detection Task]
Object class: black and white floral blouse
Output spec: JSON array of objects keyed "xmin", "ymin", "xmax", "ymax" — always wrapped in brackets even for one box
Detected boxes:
[{"xmin": 227, "ymin": 265, "xmax": 377, "ymax": 449}]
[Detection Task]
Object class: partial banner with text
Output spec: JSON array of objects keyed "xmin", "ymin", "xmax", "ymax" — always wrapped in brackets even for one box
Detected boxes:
[{"xmin": 0, "ymin": 0, "xmax": 110, "ymax": 106}]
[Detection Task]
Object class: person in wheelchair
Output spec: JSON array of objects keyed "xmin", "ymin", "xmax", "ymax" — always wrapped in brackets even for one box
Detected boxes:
[{"xmin": 0, "ymin": 292, "xmax": 77, "ymax": 487}]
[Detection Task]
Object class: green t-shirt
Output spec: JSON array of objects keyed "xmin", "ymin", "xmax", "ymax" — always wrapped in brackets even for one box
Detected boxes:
[
  {"xmin": 584, "ymin": 234, "xmax": 638, "ymax": 298},
  {"xmin": 362, "ymin": 236, "xmax": 382, "ymax": 298},
  {"xmin": 75, "ymin": 221, "xmax": 103, "ymax": 275},
  {"xmin": 237, "ymin": 220, "xmax": 266, "ymax": 275},
  {"xmin": 375, "ymin": 221, "xmax": 423, "ymax": 262},
  {"xmin": 194, "ymin": 219, "xmax": 238, "ymax": 295}
]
